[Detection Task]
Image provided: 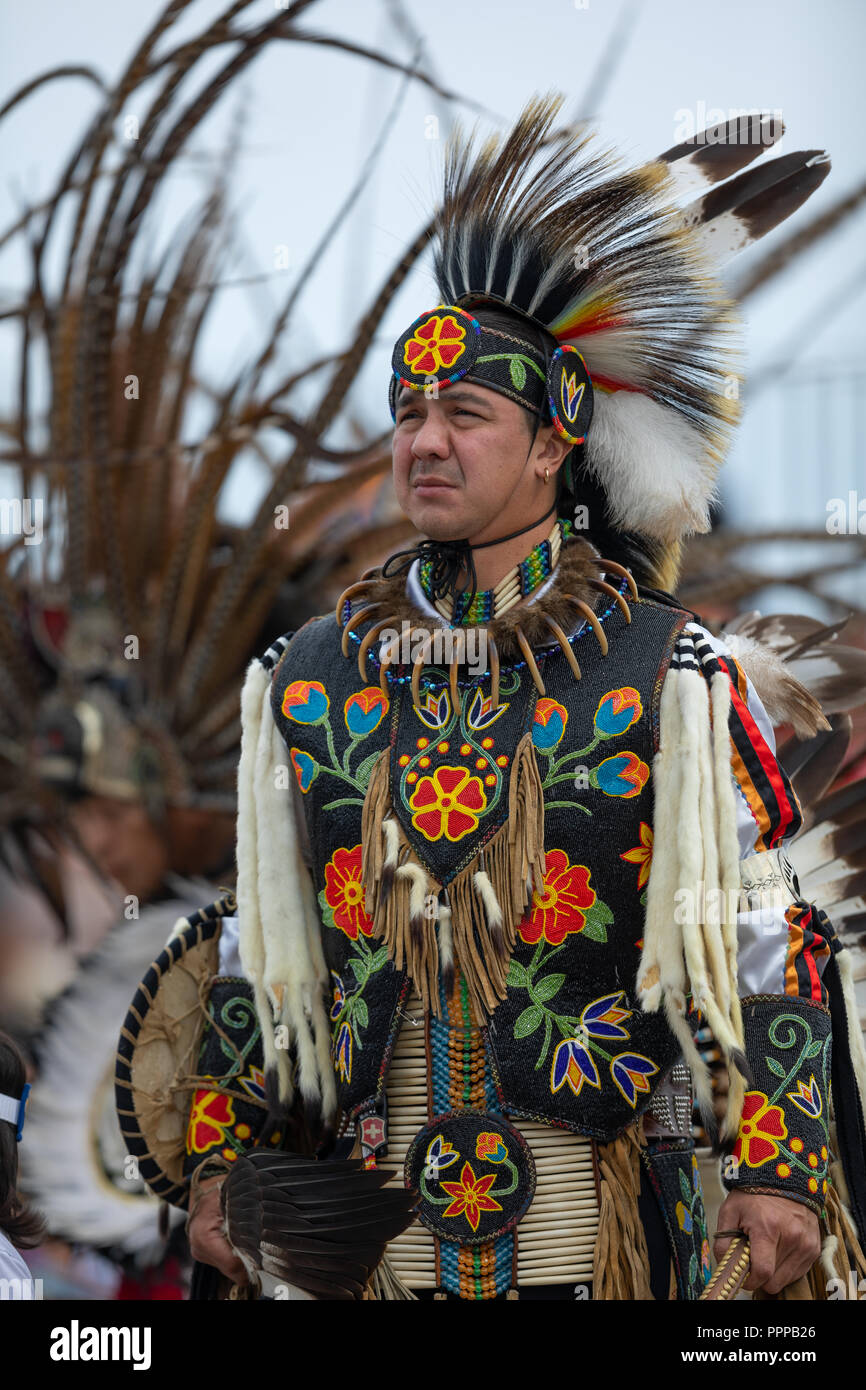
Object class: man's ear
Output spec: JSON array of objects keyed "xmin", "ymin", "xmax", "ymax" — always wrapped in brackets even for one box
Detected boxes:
[{"xmin": 534, "ymin": 424, "xmax": 572, "ymax": 470}]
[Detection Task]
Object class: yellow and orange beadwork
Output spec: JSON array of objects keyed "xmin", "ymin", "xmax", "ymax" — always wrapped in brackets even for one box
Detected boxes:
[
  {"xmin": 442, "ymin": 968, "xmax": 505, "ymax": 1300},
  {"xmin": 457, "ymin": 1240, "xmax": 498, "ymax": 1301},
  {"xmin": 443, "ymin": 969, "xmax": 488, "ymax": 1113}
]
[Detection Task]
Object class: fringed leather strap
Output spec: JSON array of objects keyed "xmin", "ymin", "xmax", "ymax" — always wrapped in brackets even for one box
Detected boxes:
[{"xmin": 592, "ymin": 1125, "xmax": 653, "ymax": 1299}]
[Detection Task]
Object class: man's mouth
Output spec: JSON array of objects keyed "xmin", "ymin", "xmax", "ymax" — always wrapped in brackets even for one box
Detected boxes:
[{"xmin": 413, "ymin": 476, "xmax": 456, "ymax": 493}]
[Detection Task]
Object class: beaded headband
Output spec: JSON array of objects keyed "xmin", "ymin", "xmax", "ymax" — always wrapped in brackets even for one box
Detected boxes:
[{"xmin": 389, "ymin": 303, "xmax": 594, "ymax": 446}]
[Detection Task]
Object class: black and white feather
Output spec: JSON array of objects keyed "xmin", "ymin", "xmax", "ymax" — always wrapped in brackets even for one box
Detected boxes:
[{"xmin": 221, "ymin": 1150, "xmax": 417, "ymax": 1300}]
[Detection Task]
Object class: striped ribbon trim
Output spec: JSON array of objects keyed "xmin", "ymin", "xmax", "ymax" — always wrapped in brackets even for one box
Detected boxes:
[{"xmin": 671, "ymin": 631, "xmax": 803, "ymax": 852}]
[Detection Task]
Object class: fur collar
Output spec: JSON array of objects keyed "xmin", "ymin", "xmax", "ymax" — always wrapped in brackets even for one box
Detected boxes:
[{"xmin": 337, "ymin": 533, "xmax": 627, "ymax": 666}]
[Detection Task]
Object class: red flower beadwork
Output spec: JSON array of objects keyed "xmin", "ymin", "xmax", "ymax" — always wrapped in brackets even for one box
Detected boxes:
[
  {"xmin": 440, "ymin": 1161, "xmax": 503, "ymax": 1233},
  {"xmin": 403, "ymin": 314, "xmax": 466, "ymax": 376},
  {"xmin": 408, "ymin": 765, "xmax": 487, "ymax": 842},
  {"xmin": 186, "ymin": 1090, "xmax": 236, "ymax": 1154},
  {"xmin": 323, "ymin": 845, "xmax": 374, "ymax": 939},
  {"xmin": 732, "ymin": 1091, "xmax": 788, "ymax": 1168},
  {"xmin": 518, "ymin": 848, "xmax": 597, "ymax": 945}
]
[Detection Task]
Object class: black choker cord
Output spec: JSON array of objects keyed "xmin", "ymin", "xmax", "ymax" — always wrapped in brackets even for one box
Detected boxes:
[{"xmin": 381, "ymin": 502, "xmax": 559, "ymax": 607}]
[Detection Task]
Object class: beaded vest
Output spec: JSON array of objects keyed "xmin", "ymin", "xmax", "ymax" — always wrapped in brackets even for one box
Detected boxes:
[{"xmin": 270, "ymin": 582, "xmax": 692, "ymax": 1141}]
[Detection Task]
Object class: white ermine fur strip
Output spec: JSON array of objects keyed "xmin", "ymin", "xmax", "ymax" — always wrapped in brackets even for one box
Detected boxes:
[
  {"xmin": 638, "ymin": 667, "xmax": 711, "ymax": 1112},
  {"xmin": 438, "ymin": 897, "xmax": 454, "ymax": 993},
  {"xmin": 260, "ymin": 716, "xmax": 331, "ymax": 1111},
  {"xmin": 639, "ymin": 669, "xmax": 687, "ymax": 1014},
  {"xmin": 473, "ymin": 868, "xmax": 504, "ymax": 933},
  {"xmin": 397, "ymin": 862, "xmax": 430, "ymax": 943},
  {"xmin": 235, "ymin": 662, "xmax": 276, "ymax": 1081},
  {"xmin": 711, "ymin": 670, "xmax": 743, "ymax": 996},
  {"xmin": 237, "ymin": 660, "xmax": 333, "ymax": 1116},
  {"xmin": 381, "ymin": 815, "xmax": 402, "ymax": 900},
  {"xmin": 820, "ymin": 1234, "xmax": 840, "ymax": 1284},
  {"xmin": 838, "ymin": 948, "xmax": 866, "ymax": 1145}
]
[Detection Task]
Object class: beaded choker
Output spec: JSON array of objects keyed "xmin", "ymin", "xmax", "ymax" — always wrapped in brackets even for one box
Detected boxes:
[{"xmin": 420, "ymin": 518, "xmax": 574, "ymax": 625}]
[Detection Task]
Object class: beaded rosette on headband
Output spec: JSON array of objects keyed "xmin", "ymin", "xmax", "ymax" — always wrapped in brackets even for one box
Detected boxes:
[{"xmin": 389, "ymin": 304, "xmax": 593, "ymax": 447}]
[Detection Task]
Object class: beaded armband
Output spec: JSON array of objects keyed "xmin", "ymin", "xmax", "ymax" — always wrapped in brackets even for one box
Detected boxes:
[
  {"xmin": 723, "ymin": 995, "xmax": 832, "ymax": 1216},
  {"xmin": 182, "ymin": 976, "xmax": 274, "ymax": 1177}
]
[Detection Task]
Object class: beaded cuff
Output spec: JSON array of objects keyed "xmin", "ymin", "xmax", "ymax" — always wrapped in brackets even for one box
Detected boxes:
[
  {"xmin": 182, "ymin": 977, "xmax": 275, "ymax": 1178},
  {"xmin": 723, "ymin": 995, "xmax": 832, "ymax": 1216}
]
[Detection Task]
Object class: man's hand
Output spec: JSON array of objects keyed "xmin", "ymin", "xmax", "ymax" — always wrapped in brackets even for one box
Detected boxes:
[
  {"xmin": 714, "ymin": 1191, "xmax": 821, "ymax": 1295},
  {"xmin": 187, "ymin": 1178, "xmax": 249, "ymax": 1286}
]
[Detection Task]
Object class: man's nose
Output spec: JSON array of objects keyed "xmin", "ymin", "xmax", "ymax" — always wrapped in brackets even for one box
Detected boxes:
[{"xmin": 411, "ymin": 408, "xmax": 450, "ymax": 458}]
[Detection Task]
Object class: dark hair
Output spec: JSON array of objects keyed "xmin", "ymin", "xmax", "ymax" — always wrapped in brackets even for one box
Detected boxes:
[
  {"xmin": 0, "ymin": 1031, "xmax": 45, "ymax": 1249},
  {"xmin": 471, "ymin": 304, "xmax": 667, "ymax": 590}
]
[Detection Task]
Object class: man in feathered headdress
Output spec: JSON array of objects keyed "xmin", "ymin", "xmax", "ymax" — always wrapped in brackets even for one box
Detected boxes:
[{"xmin": 134, "ymin": 99, "xmax": 866, "ymax": 1301}]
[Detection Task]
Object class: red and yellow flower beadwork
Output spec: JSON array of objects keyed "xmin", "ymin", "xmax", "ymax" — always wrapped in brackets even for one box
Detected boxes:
[
  {"xmin": 518, "ymin": 849, "xmax": 597, "ymax": 946},
  {"xmin": 440, "ymin": 1161, "xmax": 503, "ymax": 1233},
  {"xmin": 620, "ymin": 822, "xmax": 653, "ymax": 890},
  {"xmin": 323, "ymin": 845, "xmax": 373, "ymax": 940},
  {"xmin": 408, "ymin": 765, "xmax": 487, "ymax": 842},
  {"xmin": 732, "ymin": 1091, "xmax": 788, "ymax": 1168},
  {"xmin": 402, "ymin": 313, "xmax": 467, "ymax": 376},
  {"xmin": 186, "ymin": 1090, "xmax": 236, "ymax": 1154}
]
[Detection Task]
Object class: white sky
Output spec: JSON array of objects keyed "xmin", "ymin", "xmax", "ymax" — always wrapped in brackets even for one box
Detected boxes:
[{"xmin": 1, "ymin": 0, "xmax": 863, "ymax": 542}]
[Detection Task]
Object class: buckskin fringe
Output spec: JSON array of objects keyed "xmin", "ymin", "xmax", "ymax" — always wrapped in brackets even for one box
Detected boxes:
[
  {"xmin": 361, "ymin": 733, "xmax": 546, "ymax": 1019},
  {"xmin": 592, "ymin": 1126, "xmax": 653, "ymax": 1300}
]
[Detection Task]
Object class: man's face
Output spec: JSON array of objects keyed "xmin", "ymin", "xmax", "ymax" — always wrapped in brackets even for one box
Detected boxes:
[
  {"xmin": 392, "ymin": 381, "xmax": 549, "ymax": 543},
  {"xmin": 70, "ymin": 795, "xmax": 169, "ymax": 903}
]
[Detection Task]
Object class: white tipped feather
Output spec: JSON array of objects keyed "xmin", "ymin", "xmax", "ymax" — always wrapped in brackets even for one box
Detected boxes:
[{"xmin": 720, "ymin": 632, "xmax": 831, "ymax": 738}]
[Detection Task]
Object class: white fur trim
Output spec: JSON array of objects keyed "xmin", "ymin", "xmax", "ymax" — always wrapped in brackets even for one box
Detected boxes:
[
  {"xmin": 236, "ymin": 658, "xmax": 335, "ymax": 1117},
  {"xmin": 820, "ymin": 1234, "xmax": 839, "ymax": 1283},
  {"xmin": 638, "ymin": 658, "xmax": 747, "ymax": 1124},
  {"xmin": 472, "ymin": 868, "xmax": 503, "ymax": 931},
  {"xmin": 585, "ymin": 391, "xmax": 719, "ymax": 542},
  {"xmin": 837, "ymin": 947, "xmax": 866, "ymax": 1146},
  {"xmin": 438, "ymin": 901, "xmax": 453, "ymax": 977}
]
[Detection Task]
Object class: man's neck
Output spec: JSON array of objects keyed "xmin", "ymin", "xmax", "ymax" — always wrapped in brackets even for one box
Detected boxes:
[{"xmin": 456, "ymin": 509, "xmax": 559, "ymax": 593}]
